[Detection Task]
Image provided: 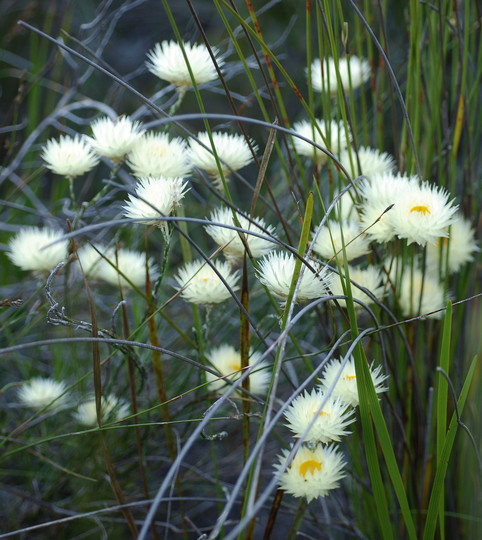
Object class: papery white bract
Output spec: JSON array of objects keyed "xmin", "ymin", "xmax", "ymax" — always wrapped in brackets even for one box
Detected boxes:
[
  {"xmin": 18, "ymin": 378, "xmax": 68, "ymax": 411},
  {"xmin": 42, "ymin": 135, "xmax": 99, "ymax": 178},
  {"xmin": 292, "ymin": 119, "xmax": 350, "ymax": 165},
  {"xmin": 73, "ymin": 394, "xmax": 130, "ymax": 426},
  {"xmin": 339, "ymin": 146, "xmax": 396, "ymax": 180},
  {"xmin": 86, "ymin": 116, "xmax": 144, "ymax": 162},
  {"xmin": 312, "ymin": 220, "xmax": 370, "ymax": 264},
  {"xmin": 310, "ymin": 56, "xmax": 370, "ymax": 95},
  {"xmin": 330, "ymin": 265, "xmax": 385, "ymax": 308}
]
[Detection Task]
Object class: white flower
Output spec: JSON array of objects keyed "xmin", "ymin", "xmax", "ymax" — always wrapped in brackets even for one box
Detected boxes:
[
  {"xmin": 389, "ymin": 260, "xmax": 446, "ymax": 319},
  {"xmin": 256, "ymin": 252, "xmax": 333, "ymax": 303},
  {"xmin": 175, "ymin": 259, "xmax": 240, "ymax": 305},
  {"xmin": 275, "ymin": 444, "xmax": 346, "ymax": 502},
  {"xmin": 42, "ymin": 135, "xmax": 99, "ymax": 178},
  {"xmin": 310, "ymin": 56, "xmax": 370, "ymax": 95},
  {"xmin": 206, "ymin": 344, "xmax": 270, "ymax": 395},
  {"xmin": 358, "ymin": 173, "xmax": 411, "ymax": 243},
  {"xmin": 284, "ymin": 389, "xmax": 355, "ymax": 444},
  {"xmin": 146, "ymin": 40, "xmax": 223, "ymax": 89},
  {"xmin": 73, "ymin": 394, "xmax": 130, "ymax": 426},
  {"xmin": 389, "ymin": 179, "xmax": 458, "ymax": 246},
  {"xmin": 333, "ymin": 190, "xmax": 358, "ymax": 221},
  {"xmin": 85, "ymin": 116, "xmax": 144, "ymax": 162},
  {"xmin": 292, "ymin": 119, "xmax": 350, "ymax": 165},
  {"xmin": 77, "ymin": 245, "xmax": 159, "ymax": 289},
  {"xmin": 319, "ymin": 356, "xmax": 388, "ymax": 407},
  {"xmin": 127, "ymin": 132, "xmax": 191, "ymax": 179},
  {"xmin": 330, "ymin": 265, "xmax": 385, "ymax": 309},
  {"xmin": 8, "ymin": 227, "xmax": 68, "ymax": 273},
  {"xmin": 189, "ymin": 132, "xmax": 256, "ymax": 182},
  {"xmin": 205, "ymin": 207, "xmax": 276, "ymax": 262},
  {"xmin": 312, "ymin": 220, "xmax": 370, "ymax": 264},
  {"xmin": 123, "ymin": 176, "xmax": 189, "ymax": 228},
  {"xmin": 339, "ymin": 146, "xmax": 396, "ymax": 179},
  {"xmin": 426, "ymin": 215, "xmax": 479, "ymax": 275},
  {"xmin": 18, "ymin": 378, "xmax": 68, "ymax": 411}
]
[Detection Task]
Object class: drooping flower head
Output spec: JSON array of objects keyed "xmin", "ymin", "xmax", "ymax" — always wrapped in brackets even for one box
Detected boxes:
[
  {"xmin": 310, "ymin": 56, "xmax": 370, "ymax": 95},
  {"xmin": 146, "ymin": 40, "xmax": 223, "ymax": 90},
  {"xmin": 275, "ymin": 444, "xmax": 346, "ymax": 502},
  {"xmin": 205, "ymin": 344, "xmax": 271, "ymax": 395},
  {"xmin": 18, "ymin": 378, "xmax": 68, "ymax": 411},
  {"xmin": 123, "ymin": 176, "xmax": 189, "ymax": 230},
  {"xmin": 205, "ymin": 207, "xmax": 276, "ymax": 263},
  {"xmin": 86, "ymin": 116, "xmax": 144, "ymax": 162},
  {"xmin": 292, "ymin": 119, "xmax": 351, "ymax": 166},
  {"xmin": 339, "ymin": 146, "xmax": 396, "ymax": 180},
  {"xmin": 256, "ymin": 252, "xmax": 333, "ymax": 304},
  {"xmin": 389, "ymin": 178, "xmax": 458, "ymax": 246},
  {"xmin": 175, "ymin": 259, "xmax": 240, "ymax": 305},
  {"xmin": 42, "ymin": 135, "xmax": 99, "ymax": 178},
  {"xmin": 8, "ymin": 227, "xmax": 68, "ymax": 273},
  {"xmin": 330, "ymin": 265, "xmax": 385, "ymax": 309},
  {"xmin": 319, "ymin": 356, "xmax": 388, "ymax": 407},
  {"xmin": 189, "ymin": 132, "xmax": 256, "ymax": 185},
  {"xmin": 426, "ymin": 214, "xmax": 479, "ymax": 276},
  {"xmin": 127, "ymin": 132, "xmax": 191, "ymax": 179},
  {"xmin": 312, "ymin": 219, "xmax": 370, "ymax": 264},
  {"xmin": 73, "ymin": 394, "xmax": 130, "ymax": 426},
  {"xmin": 283, "ymin": 389, "xmax": 355, "ymax": 444}
]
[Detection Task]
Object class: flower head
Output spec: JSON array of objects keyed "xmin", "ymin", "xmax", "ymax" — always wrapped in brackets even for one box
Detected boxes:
[
  {"xmin": 73, "ymin": 394, "xmax": 130, "ymax": 426},
  {"xmin": 175, "ymin": 259, "xmax": 240, "ymax": 305},
  {"xmin": 330, "ymin": 265, "xmax": 385, "ymax": 308},
  {"xmin": 189, "ymin": 132, "xmax": 256, "ymax": 182},
  {"xmin": 257, "ymin": 252, "xmax": 333, "ymax": 303},
  {"xmin": 275, "ymin": 444, "xmax": 346, "ymax": 502},
  {"xmin": 42, "ymin": 135, "xmax": 99, "ymax": 178},
  {"xmin": 339, "ymin": 146, "xmax": 396, "ymax": 179},
  {"xmin": 205, "ymin": 207, "xmax": 276, "ymax": 262},
  {"xmin": 8, "ymin": 227, "xmax": 68, "ymax": 273},
  {"xmin": 284, "ymin": 389, "xmax": 355, "ymax": 444},
  {"xmin": 426, "ymin": 215, "xmax": 479, "ymax": 275},
  {"xmin": 292, "ymin": 119, "xmax": 350, "ymax": 165},
  {"xmin": 127, "ymin": 132, "xmax": 191, "ymax": 179},
  {"xmin": 86, "ymin": 116, "xmax": 144, "ymax": 162},
  {"xmin": 310, "ymin": 56, "xmax": 370, "ymax": 95},
  {"xmin": 18, "ymin": 378, "xmax": 68, "ymax": 411},
  {"xmin": 77, "ymin": 244, "xmax": 159, "ymax": 289},
  {"xmin": 319, "ymin": 356, "xmax": 388, "ymax": 407},
  {"xmin": 146, "ymin": 40, "xmax": 223, "ymax": 90},
  {"xmin": 389, "ymin": 179, "xmax": 458, "ymax": 246},
  {"xmin": 123, "ymin": 176, "xmax": 189, "ymax": 228},
  {"xmin": 312, "ymin": 220, "xmax": 370, "ymax": 264},
  {"xmin": 206, "ymin": 344, "xmax": 271, "ymax": 395}
]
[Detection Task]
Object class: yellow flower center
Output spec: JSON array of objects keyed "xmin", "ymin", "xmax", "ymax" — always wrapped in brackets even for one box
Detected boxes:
[
  {"xmin": 299, "ymin": 459, "xmax": 322, "ymax": 478},
  {"xmin": 345, "ymin": 375, "xmax": 356, "ymax": 381},
  {"xmin": 410, "ymin": 205, "xmax": 431, "ymax": 215},
  {"xmin": 228, "ymin": 362, "xmax": 240, "ymax": 372}
]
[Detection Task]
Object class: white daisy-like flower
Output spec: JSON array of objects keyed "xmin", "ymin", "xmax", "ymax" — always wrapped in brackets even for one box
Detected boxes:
[
  {"xmin": 18, "ymin": 378, "xmax": 68, "ymax": 411},
  {"xmin": 85, "ymin": 116, "xmax": 144, "ymax": 162},
  {"xmin": 205, "ymin": 344, "xmax": 271, "ymax": 395},
  {"xmin": 146, "ymin": 40, "xmax": 223, "ymax": 90},
  {"xmin": 284, "ymin": 389, "xmax": 355, "ymax": 444},
  {"xmin": 312, "ymin": 220, "xmax": 370, "ymax": 264},
  {"xmin": 205, "ymin": 207, "xmax": 276, "ymax": 263},
  {"xmin": 127, "ymin": 132, "xmax": 191, "ymax": 179},
  {"xmin": 275, "ymin": 444, "xmax": 346, "ymax": 502},
  {"xmin": 256, "ymin": 252, "xmax": 333, "ymax": 303},
  {"xmin": 339, "ymin": 146, "xmax": 396, "ymax": 180},
  {"xmin": 388, "ymin": 260, "xmax": 446, "ymax": 319},
  {"xmin": 426, "ymin": 215, "xmax": 479, "ymax": 275},
  {"xmin": 292, "ymin": 119, "xmax": 351, "ymax": 165},
  {"xmin": 330, "ymin": 265, "xmax": 385, "ymax": 309},
  {"xmin": 319, "ymin": 356, "xmax": 388, "ymax": 407},
  {"xmin": 42, "ymin": 135, "xmax": 99, "ymax": 178},
  {"xmin": 123, "ymin": 176, "xmax": 189, "ymax": 229},
  {"xmin": 78, "ymin": 245, "xmax": 159, "ymax": 289},
  {"xmin": 333, "ymin": 189, "xmax": 358, "ymax": 221},
  {"xmin": 389, "ymin": 179, "xmax": 458, "ymax": 246},
  {"xmin": 358, "ymin": 173, "xmax": 412, "ymax": 243},
  {"xmin": 310, "ymin": 56, "xmax": 370, "ymax": 95},
  {"xmin": 189, "ymin": 132, "xmax": 256, "ymax": 183},
  {"xmin": 175, "ymin": 259, "xmax": 240, "ymax": 305},
  {"xmin": 8, "ymin": 227, "xmax": 68, "ymax": 273},
  {"xmin": 73, "ymin": 394, "xmax": 130, "ymax": 426}
]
